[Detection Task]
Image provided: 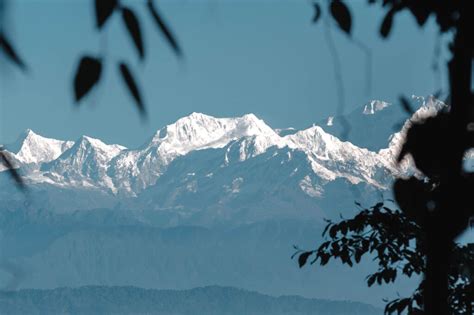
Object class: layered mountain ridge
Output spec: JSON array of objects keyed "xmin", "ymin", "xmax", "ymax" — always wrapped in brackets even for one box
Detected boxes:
[
  {"xmin": 2, "ymin": 96, "xmax": 462, "ymax": 204},
  {"xmin": 2, "ymin": 102, "xmax": 412, "ymax": 197}
]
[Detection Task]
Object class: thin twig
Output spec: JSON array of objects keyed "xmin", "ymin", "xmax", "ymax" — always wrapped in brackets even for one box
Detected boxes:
[{"xmin": 323, "ymin": 14, "xmax": 350, "ymax": 141}]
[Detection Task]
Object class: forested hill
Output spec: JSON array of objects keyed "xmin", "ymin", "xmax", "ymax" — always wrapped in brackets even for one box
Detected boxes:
[{"xmin": 0, "ymin": 285, "xmax": 381, "ymax": 315}]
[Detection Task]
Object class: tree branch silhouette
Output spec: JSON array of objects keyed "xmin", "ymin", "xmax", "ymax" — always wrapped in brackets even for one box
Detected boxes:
[{"xmin": 299, "ymin": 1, "xmax": 473, "ymax": 314}]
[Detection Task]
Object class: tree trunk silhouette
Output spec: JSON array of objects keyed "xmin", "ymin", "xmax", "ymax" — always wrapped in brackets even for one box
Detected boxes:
[{"xmin": 428, "ymin": 5, "xmax": 473, "ymax": 315}]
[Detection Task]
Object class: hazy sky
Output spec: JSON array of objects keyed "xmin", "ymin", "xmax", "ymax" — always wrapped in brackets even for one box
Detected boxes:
[{"xmin": 0, "ymin": 0, "xmax": 448, "ymax": 147}]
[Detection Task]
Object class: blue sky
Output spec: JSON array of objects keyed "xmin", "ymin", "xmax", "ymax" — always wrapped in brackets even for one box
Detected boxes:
[{"xmin": 0, "ymin": 0, "xmax": 448, "ymax": 148}]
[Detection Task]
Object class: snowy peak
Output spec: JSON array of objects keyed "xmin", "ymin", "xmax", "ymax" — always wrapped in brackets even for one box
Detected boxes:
[
  {"xmin": 148, "ymin": 112, "xmax": 279, "ymax": 155},
  {"xmin": 40, "ymin": 135, "xmax": 127, "ymax": 192},
  {"xmin": 107, "ymin": 113, "xmax": 284, "ymax": 193},
  {"xmin": 287, "ymin": 125, "xmax": 336, "ymax": 150},
  {"xmin": 6, "ymin": 129, "xmax": 74, "ymax": 164},
  {"xmin": 48, "ymin": 135, "xmax": 126, "ymax": 169},
  {"xmin": 286, "ymin": 125, "xmax": 357, "ymax": 160},
  {"xmin": 3, "ymin": 106, "xmax": 428, "ymax": 195},
  {"xmin": 74, "ymin": 135, "xmax": 126, "ymax": 159},
  {"xmin": 286, "ymin": 125, "xmax": 391, "ymax": 187}
]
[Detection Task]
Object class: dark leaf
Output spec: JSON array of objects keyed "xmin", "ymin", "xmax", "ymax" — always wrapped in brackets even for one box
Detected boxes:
[
  {"xmin": 380, "ymin": 10, "xmax": 394, "ymax": 38},
  {"xmin": 118, "ymin": 62, "xmax": 146, "ymax": 117},
  {"xmin": 344, "ymin": 254, "xmax": 353, "ymax": 267},
  {"xmin": 320, "ymin": 253, "xmax": 330, "ymax": 266},
  {"xmin": 298, "ymin": 251, "xmax": 313, "ymax": 268},
  {"xmin": 0, "ymin": 33, "xmax": 27, "ymax": 71},
  {"xmin": 390, "ymin": 269, "xmax": 397, "ymax": 282},
  {"xmin": 373, "ymin": 202, "xmax": 384, "ymax": 210},
  {"xmin": 367, "ymin": 274, "xmax": 376, "ymax": 287},
  {"xmin": 0, "ymin": 150, "xmax": 26, "ymax": 190},
  {"xmin": 73, "ymin": 56, "xmax": 102, "ymax": 102},
  {"xmin": 382, "ymin": 269, "xmax": 391, "ymax": 283},
  {"xmin": 354, "ymin": 250, "xmax": 362, "ymax": 263},
  {"xmin": 329, "ymin": 0, "xmax": 352, "ymax": 35},
  {"xmin": 95, "ymin": 0, "xmax": 118, "ymax": 29},
  {"xmin": 147, "ymin": 0, "xmax": 182, "ymax": 58},
  {"xmin": 312, "ymin": 3, "xmax": 322, "ymax": 24},
  {"xmin": 376, "ymin": 273, "xmax": 383, "ymax": 285},
  {"xmin": 396, "ymin": 299, "xmax": 410, "ymax": 314},
  {"xmin": 318, "ymin": 241, "xmax": 331, "ymax": 251},
  {"xmin": 339, "ymin": 222, "xmax": 348, "ymax": 235},
  {"xmin": 121, "ymin": 7, "xmax": 145, "ymax": 60}
]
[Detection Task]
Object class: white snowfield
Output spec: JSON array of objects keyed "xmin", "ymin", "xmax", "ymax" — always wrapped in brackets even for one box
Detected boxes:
[{"xmin": 1, "ymin": 97, "xmax": 467, "ymax": 197}]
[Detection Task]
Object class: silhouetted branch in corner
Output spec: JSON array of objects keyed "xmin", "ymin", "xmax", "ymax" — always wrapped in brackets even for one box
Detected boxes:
[{"xmin": 294, "ymin": 201, "xmax": 474, "ymax": 315}]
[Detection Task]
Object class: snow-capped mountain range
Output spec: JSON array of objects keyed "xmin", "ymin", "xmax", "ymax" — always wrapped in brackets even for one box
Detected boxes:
[
  {"xmin": 2, "ymin": 96, "xmax": 470, "ymax": 222},
  {"xmin": 2, "ymin": 96, "xmax": 472, "ymax": 301},
  {"xmin": 2, "ymin": 112, "xmax": 393, "ymax": 195},
  {"xmin": 1, "ymin": 96, "xmax": 458, "ymax": 197}
]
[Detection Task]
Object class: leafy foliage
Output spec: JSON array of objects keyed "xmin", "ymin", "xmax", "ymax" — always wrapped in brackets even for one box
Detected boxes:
[
  {"xmin": 306, "ymin": 1, "xmax": 473, "ymax": 314},
  {"xmin": 71, "ymin": 0, "xmax": 183, "ymax": 117},
  {"xmin": 295, "ymin": 202, "xmax": 474, "ymax": 315}
]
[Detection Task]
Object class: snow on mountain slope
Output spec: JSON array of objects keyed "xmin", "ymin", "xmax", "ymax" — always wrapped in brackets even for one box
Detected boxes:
[
  {"xmin": 1, "ymin": 100, "xmax": 452, "ymax": 198},
  {"xmin": 108, "ymin": 113, "xmax": 286, "ymax": 194},
  {"xmin": 4, "ymin": 129, "xmax": 74, "ymax": 165},
  {"xmin": 286, "ymin": 126, "xmax": 391, "ymax": 187},
  {"xmin": 0, "ymin": 112, "xmax": 393, "ymax": 196},
  {"xmin": 150, "ymin": 112, "xmax": 281, "ymax": 155},
  {"xmin": 39, "ymin": 136, "xmax": 126, "ymax": 192}
]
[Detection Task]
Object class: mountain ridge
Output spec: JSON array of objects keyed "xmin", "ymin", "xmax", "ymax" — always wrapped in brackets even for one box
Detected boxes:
[
  {"xmin": 2, "ymin": 96, "xmax": 461, "ymax": 219},
  {"xmin": 0, "ymin": 285, "xmax": 382, "ymax": 315},
  {"xmin": 2, "ymin": 101, "xmax": 405, "ymax": 195}
]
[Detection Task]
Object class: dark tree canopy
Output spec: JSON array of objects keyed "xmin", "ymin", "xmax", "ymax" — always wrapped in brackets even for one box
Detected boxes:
[
  {"xmin": 299, "ymin": 1, "xmax": 473, "ymax": 314},
  {"xmin": 295, "ymin": 202, "xmax": 474, "ymax": 314}
]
